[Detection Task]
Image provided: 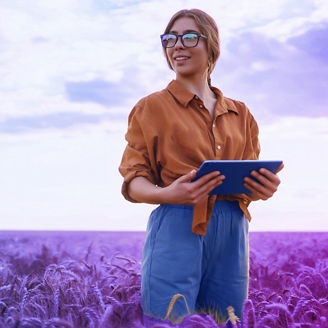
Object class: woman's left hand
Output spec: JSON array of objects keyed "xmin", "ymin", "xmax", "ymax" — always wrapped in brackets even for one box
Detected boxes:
[{"xmin": 243, "ymin": 163, "xmax": 284, "ymax": 201}]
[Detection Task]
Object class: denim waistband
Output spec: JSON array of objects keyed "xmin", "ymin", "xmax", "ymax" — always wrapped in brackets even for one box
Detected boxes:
[{"xmin": 160, "ymin": 200, "xmax": 239, "ymax": 211}]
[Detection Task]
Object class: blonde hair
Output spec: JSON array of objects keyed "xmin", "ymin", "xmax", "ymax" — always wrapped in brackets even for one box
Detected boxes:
[{"xmin": 162, "ymin": 9, "xmax": 220, "ymax": 85}]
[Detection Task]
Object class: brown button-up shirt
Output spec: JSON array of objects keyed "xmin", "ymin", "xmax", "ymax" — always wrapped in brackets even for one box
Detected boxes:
[{"xmin": 119, "ymin": 80, "xmax": 260, "ymax": 236}]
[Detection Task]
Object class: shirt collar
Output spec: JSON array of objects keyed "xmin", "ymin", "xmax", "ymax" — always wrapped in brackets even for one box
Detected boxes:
[
  {"xmin": 167, "ymin": 80, "xmax": 239, "ymax": 115},
  {"xmin": 167, "ymin": 80, "xmax": 195, "ymax": 107},
  {"xmin": 211, "ymin": 86, "xmax": 239, "ymax": 115}
]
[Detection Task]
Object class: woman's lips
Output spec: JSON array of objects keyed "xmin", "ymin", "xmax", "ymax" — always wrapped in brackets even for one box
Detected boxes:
[
  {"xmin": 174, "ymin": 56, "xmax": 190, "ymax": 65},
  {"xmin": 175, "ymin": 56, "xmax": 189, "ymax": 61},
  {"xmin": 175, "ymin": 56, "xmax": 190, "ymax": 62}
]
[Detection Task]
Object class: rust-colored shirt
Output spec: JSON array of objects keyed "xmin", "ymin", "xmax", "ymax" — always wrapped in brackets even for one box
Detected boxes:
[{"xmin": 119, "ymin": 80, "xmax": 260, "ymax": 236}]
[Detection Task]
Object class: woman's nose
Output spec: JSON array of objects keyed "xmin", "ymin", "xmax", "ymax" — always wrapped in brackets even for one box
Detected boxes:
[{"xmin": 174, "ymin": 35, "xmax": 185, "ymax": 49}]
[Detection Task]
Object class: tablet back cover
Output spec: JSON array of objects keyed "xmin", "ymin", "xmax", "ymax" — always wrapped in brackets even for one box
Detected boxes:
[{"xmin": 194, "ymin": 160, "xmax": 282, "ymax": 195}]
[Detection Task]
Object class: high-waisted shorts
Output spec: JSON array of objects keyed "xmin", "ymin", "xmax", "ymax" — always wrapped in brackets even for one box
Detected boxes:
[{"xmin": 141, "ymin": 200, "xmax": 249, "ymax": 324}]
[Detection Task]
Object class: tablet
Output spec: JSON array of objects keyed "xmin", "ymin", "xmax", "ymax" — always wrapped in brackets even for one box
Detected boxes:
[{"xmin": 192, "ymin": 160, "xmax": 283, "ymax": 195}]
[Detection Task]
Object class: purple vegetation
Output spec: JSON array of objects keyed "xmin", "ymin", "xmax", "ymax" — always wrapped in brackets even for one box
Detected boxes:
[{"xmin": 0, "ymin": 231, "xmax": 327, "ymax": 328}]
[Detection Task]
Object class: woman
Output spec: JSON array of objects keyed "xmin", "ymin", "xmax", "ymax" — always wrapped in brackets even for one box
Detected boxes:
[{"xmin": 119, "ymin": 8, "xmax": 283, "ymax": 324}]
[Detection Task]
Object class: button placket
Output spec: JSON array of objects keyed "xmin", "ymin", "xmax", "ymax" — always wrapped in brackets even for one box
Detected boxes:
[{"xmin": 212, "ymin": 118, "xmax": 222, "ymax": 155}]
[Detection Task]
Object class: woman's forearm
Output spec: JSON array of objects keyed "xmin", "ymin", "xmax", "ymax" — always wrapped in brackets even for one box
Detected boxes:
[{"xmin": 128, "ymin": 176, "xmax": 165, "ymax": 204}]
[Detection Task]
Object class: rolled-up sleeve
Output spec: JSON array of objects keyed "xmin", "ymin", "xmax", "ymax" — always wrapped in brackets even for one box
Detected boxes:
[
  {"xmin": 250, "ymin": 114, "xmax": 260, "ymax": 160},
  {"xmin": 243, "ymin": 109, "xmax": 260, "ymax": 160},
  {"xmin": 119, "ymin": 105, "xmax": 159, "ymax": 203}
]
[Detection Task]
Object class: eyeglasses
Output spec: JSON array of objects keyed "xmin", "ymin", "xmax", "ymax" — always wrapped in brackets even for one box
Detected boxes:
[{"xmin": 160, "ymin": 32, "xmax": 207, "ymax": 48}]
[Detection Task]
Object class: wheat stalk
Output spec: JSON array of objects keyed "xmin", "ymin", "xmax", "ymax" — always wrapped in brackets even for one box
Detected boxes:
[{"xmin": 163, "ymin": 293, "xmax": 191, "ymax": 323}]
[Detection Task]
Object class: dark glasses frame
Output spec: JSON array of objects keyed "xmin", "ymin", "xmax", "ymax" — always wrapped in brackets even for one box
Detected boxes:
[{"xmin": 160, "ymin": 32, "xmax": 208, "ymax": 48}]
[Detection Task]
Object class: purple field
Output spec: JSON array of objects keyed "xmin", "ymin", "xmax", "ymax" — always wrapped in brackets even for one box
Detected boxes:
[{"xmin": 0, "ymin": 231, "xmax": 327, "ymax": 328}]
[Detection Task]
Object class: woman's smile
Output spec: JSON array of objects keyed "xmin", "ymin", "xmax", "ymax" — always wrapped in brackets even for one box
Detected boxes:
[
  {"xmin": 174, "ymin": 55, "xmax": 191, "ymax": 64},
  {"xmin": 175, "ymin": 56, "xmax": 190, "ymax": 61}
]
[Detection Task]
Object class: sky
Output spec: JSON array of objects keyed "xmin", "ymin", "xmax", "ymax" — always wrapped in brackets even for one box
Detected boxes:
[{"xmin": 0, "ymin": 0, "xmax": 327, "ymax": 231}]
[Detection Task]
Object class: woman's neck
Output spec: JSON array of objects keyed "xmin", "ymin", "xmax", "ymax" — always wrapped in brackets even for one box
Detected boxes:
[{"xmin": 176, "ymin": 74, "xmax": 215, "ymax": 101}]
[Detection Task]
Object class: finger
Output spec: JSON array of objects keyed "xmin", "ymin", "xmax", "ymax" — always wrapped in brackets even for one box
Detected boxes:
[
  {"xmin": 243, "ymin": 194, "xmax": 252, "ymax": 201},
  {"xmin": 241, "ymin": 193, "xmax": 254, "ymax": 202},
  {"xmin": 250, "ymin": 171, "xmax": 279, "ymax": 191},
  {"xmin": 244, "ymin": 177, "xmax": 273, "ymax": 198},
  {"xmin": 275, "ymin": 163, "xmax": 284, "ymax": 174},
  {"xmin": 193, "ymin": 175, "xmax": 225, "ymax": 199},
  {"xmin": 259, "ymin": 163, "xmax": 284, "ymax": 177},
  {"xmin": 251, "ymin": 169, "xmax": 280, "ymax": 186},
  {"xmin": 244, "ymin": 182, "xmax": 269, "ymax": 200},
  {"xmin": 178, "ymin": 169, "xmax": 197, "ymax": 183},
  {"xmin": 192, "ymin": 171, "xmax": 222, "ymax": 188}
]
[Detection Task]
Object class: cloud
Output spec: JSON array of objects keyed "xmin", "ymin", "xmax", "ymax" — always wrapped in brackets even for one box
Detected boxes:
[
  {"xmin": 31, "ymin": 36, "xmax": 48, "ymax": 44},
  {"xmin": 1, "ymin": 0, "xmax": 328, "ymax": 131},
  {"xmin": 0, "ymin": 112, "xmax": 125, "ymax": 133},
  {"xmin": 213, "ymin": 26, "xmax": 328, "ymax": 119},
  {"xmin": 66, "ymin": 79, "xmax": 132, "ymax": 106},
  {"xmin": 288, "ymin": 22, "xmax": 328, "ymax": 64}
]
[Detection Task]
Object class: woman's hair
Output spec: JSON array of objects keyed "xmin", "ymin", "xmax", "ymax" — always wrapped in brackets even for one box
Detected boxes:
[{"xmin": 162, "ymin": 9, "xmax": 220, "ymax": 85}]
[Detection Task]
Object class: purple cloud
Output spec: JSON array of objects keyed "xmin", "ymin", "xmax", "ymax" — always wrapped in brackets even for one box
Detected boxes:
[
  {"xmin": 31, "ymin": 36, "xmax": 48, "ymax": 44},
  {"xmin": 214, "ymin": 25, "xmax": 328, "ymax": 119},
  {"xmin": 65, "ymin": 79, "xmax": 126, "ymax": 106},
  {"xmin": 0, "ymin": 112, "xmax": 125, "ymax": 133},
  {"xmin": 288, "ymin": 23, "xmax": 328, "ymax": 64},
  {"xmin": 65, "ymin": 72, "xmax": 143, "ymax": 107}
]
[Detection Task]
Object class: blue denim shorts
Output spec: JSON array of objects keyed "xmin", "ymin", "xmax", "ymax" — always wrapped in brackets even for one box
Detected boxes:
[{"xmin": 141, "ymin": 200, "xmax": 249, "ymax": 324}]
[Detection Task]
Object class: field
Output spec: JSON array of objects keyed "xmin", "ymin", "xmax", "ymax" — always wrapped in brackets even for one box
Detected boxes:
[{"xmin": 0, "ymin": 231, "xmax": 327, "ymax": 328}]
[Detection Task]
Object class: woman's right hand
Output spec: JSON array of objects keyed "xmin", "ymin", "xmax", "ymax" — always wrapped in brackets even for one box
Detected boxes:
[
  {"xmin": 128, "ymin": 170, "xmax": 225, "ymax": 205},
  {"xmin": 159, "ymin": 170, "xmax": 225, "ymax": 205}
]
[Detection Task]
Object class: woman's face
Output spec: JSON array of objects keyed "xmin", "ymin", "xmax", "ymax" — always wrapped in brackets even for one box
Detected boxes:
[{"xmin": 165, "ymin": 17, "xmax": 209, "ymax": 81}]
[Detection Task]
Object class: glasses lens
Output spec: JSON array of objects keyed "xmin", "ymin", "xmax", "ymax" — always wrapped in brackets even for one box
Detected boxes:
[
  {"xmin": 182, "ymin": 33, "xmax": 199, "ymax": 47},
  {"xmin": 161, "ymin": 34, "xmax": 177, "ymax": 48}
]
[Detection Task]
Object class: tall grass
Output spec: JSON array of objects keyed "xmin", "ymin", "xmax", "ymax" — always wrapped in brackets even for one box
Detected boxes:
[{"xmin": 0, "ymin": 231, "xmax": 327, "ymax": 327}]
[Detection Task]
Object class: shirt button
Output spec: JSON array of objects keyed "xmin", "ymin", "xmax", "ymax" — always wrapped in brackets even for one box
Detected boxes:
[
  {"xmin": 199, "ymin": 104, "xmax": 203, "ymax": 108},
  {"xmin": 217, "ymin": 145, "xmax": 221, "ymax": 150},
  {"xmin": 195, "ymin": 96, "xmax": 198, "ymax": 99},
  {"xmin": 213, "ymin": 124, "xmax": 216, "ymax": 128}
]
